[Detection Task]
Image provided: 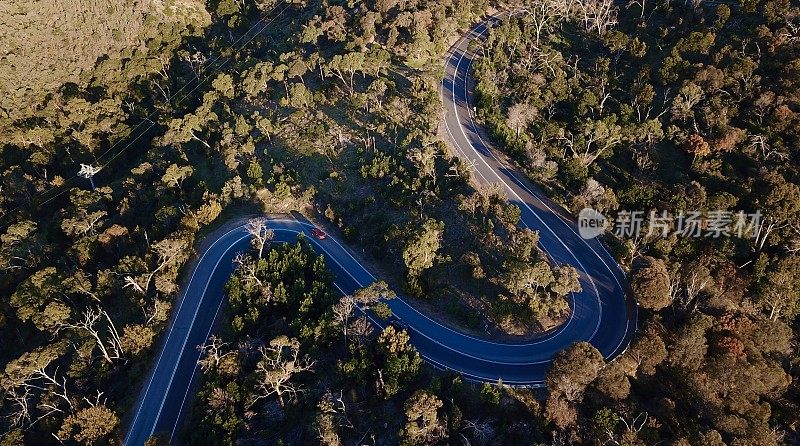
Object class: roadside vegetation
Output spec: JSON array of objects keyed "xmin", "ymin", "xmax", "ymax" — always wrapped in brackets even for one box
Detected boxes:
[
  {"xmin": 1, "ymin": 0, "xmax": 569, "ymax": 443},
  {"xmin": 473, "ymin": 0, "xmax": 800, "ymax": 444},
  {"xmin": 0, "ymin": 0, "xmax": 798, "ymax": 443},
  {"xmin": 184, "ymin": 234, "xmax": 624, "ymax": 445}
]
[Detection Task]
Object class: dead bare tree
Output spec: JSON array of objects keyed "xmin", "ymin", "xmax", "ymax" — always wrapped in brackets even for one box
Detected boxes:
[
  {"xmin": 670, "ymin": 265, "xmax": 711, "ymax": 312},
  {"xmin": 122, "ymin": 275, "xmax": 145, "ymax": 295},
  {"xmin": 574, "ymin": 0, "xmax": 618, "ymax": 36},
  {"xmin": 197, "ymin": 335, "xmax": 236, "ymax": 373},
  {"xmin": 667, "ymin": 272, "xmax": 682, "ymax": 306},
  {"xmin": 246, "ymin": 218, "xmax": 274, "ymax": 259},
  {"xmin": 749, "ymin": 134, "xmax": 788, "ymax": 162},
  {"xmin": 463, "ymin": 418, "xmax": 496, "ymax": 443},
  {"xmin": 233, "ymin": 253, "xmax": 272, "ymax": 301},
  {"xmin": 506, "ymin": 102, "xmax": 538, "ymax": 139},
  {"xmin": 604, "ymin": 412, "xmax": 648, "ymax": 445},
  {"xmin": 251, "ymin": 336, "xmax": 315, "ymax": 409},
  {"xmin": 520, "ymin": 0, "xmax": 569, "ymax": 44},
  {"xmin": 142, "ymin": 298, "xmax": 169, "ymax": 326},
  {"xmin": 786, "ymin": 224, "xmax": 800, "ymax": 254},
  {"xmin": 31, "ymin": 369, "xmax": 73, "ymax": 426},
  {"xmin": 59, "ymin": 307, "xmax": 125, "ymax": 364},
  {"xmin": 753, "ymin": 218, "xmax": 778, "ymax": 253},
  {"xmin": 124, "ymin": 237, "xmax": 185, "ymax": 296},
  {"xmin": 627, "ymin": 0, "xmax": 647, "ymax": 19},
  {"xmin": 332, "ymin": 295, "xmax": 356, "ymax": 349},
  {"xmin": 683, "ymin": 270, "xmax": 710, "ymax": 309},
  {"xmin": 5, "ymin": 387, "xmax": 33, "ymax": 428},
  {"xmin": 233, "ymin": 253, "xmax": 264, "ymax": 288},
  {"xmin": 348, "ymin": 316, "xmax": 374, "ymax": 349},
  {"xmin": 2, "ymin": 353, "xmax": 73, "ymax": 429}
]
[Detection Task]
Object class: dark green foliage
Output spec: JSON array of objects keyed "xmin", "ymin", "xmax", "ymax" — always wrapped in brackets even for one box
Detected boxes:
[
  {"xmin": 472, "ymin": 1, "xmax": 800, "ymax": 444},
  {"xmin": 187, "ymin": 241, "xmax": 337, "ymax": 444},
  {"xmin": 2, "ymin": 0, "xmax": 800, "ymax": 443}
]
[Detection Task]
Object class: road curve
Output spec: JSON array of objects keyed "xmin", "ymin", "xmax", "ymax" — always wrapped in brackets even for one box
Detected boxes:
[
  {"xmin": 439, "ymin": 12, "xmax": 636, "ymax": 374},
  {"xmin": 125, "ymin": 14, "xmax": 637, "ymax": 446}
]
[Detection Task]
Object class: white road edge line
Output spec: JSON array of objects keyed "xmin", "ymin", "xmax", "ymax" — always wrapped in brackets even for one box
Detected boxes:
[
  {"xmin": 472, "ymin": 13, "xmax": 637, "ymax": 352},
  {"xmin": 129, "ymin": 14, "xmax": 639, "ymax": 443},
  {"xmin": 124, "ymin": 224, "xmax": 245, "ymax": 445},
  {"xmin": 450, "ymin": 16, "xmax": 602, "ymax": 340}
]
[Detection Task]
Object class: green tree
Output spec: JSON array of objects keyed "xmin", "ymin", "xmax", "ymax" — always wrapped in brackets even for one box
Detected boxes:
[
  {"xmin": 755, "ymin": 173, "xmax": 800, "ymax": 250},
  {"xmin": 630, "ymin": 256, "xmax": 671, "ymax": 310},
  {"xmin": 594, "ymin": 361, "xmax": 630, "ymax": 400},
  {"xmin": 550, "ymin": 265, "xmax": 582, "ymax": 296},
  {"xmin": 377, "ymin": 326, "xmax": 421, "ymax": 397},
  {"xmin": 756, "ymin": 256, "xmax": 800, "ymax": 321},
  {"xmin": 507, "ymin": 228, "xmax": 541, "ymax": 260},
  {"xmin": 545, "ymin": 342, "xmax": 604, "ymax": 428},
  {"xmin": 501, "ymin": 260, "xmax": 553, "ymax": 297},
  {"xmin": 314, "ymin": 393, "xmax": 342, "ymax": 446},
  {"xmin": 57, "ymin": 404, "xmax": 119, "ymax": 445},
  {"xmin": 400, "ymin": 390, "xmax": 445, "ymax": 445},
  {"xmin": 0, "ymin": 220, "xmax": 42, "ymax": 272},
  {"xmin": 628, "ymin": 322, "xmax": 667, "ymax": 375},
  {"xmin": 120, "ymin": 324, "xmax": 156, "ymax": 356},
  {"xmin": 546, "ymin": 342, "xmax": 605, "ymax": 395},
  {"xmin": 402, "ymin": 219, "xmax": 444, "ymax": 293},
  {"xmin": 161, "ymin": 164, "xmax": 193, "ymax": 189},
  {"xmin": 669, "ymin": 314, "xmax": 712, "ymax": 371},
  {"xmin": 10, "ymin": 267, "xmax": 69, "ymax": 331}
]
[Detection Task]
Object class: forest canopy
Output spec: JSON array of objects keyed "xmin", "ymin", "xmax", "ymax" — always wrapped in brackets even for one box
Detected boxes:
[
  {"xmin": 1, "ymin": 0, "xmax": 799, "ymax": 444},
  {"xmin": 0, "ymin": 0, "xmax": 210, "ymax": 128}
]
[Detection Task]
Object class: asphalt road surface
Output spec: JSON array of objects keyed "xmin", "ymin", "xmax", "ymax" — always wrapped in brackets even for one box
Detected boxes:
[
  {"xmin": 125, "ymin": 14, "xmax": 637, "ymax": 446},
  {"xmin": 438, "ymin": 11, "xmax": 637, "ymax": 376}
]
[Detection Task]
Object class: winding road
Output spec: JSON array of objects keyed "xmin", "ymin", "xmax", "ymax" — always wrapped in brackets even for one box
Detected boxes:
[{"xmin": 124, "ymin": 13, "xmax": 637, "ymax": 446}]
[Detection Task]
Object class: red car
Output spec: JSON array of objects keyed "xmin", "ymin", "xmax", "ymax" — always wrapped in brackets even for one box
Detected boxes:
[{"xmin": 311, "ymin": 227, "xmax": 327, "ymax": 240}]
